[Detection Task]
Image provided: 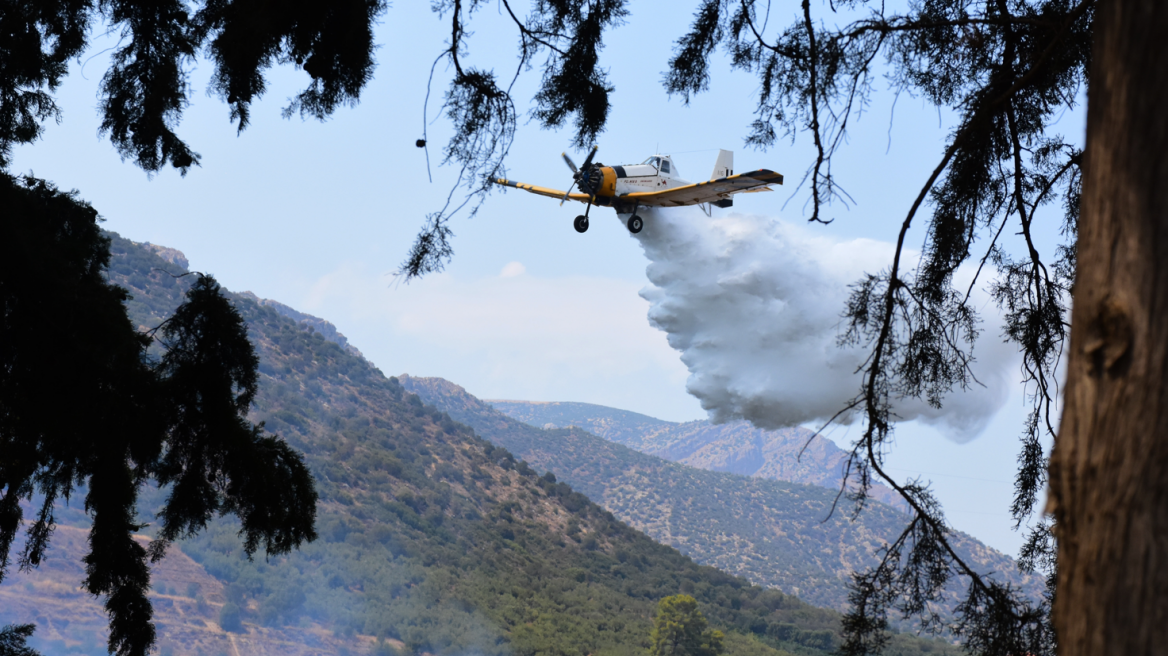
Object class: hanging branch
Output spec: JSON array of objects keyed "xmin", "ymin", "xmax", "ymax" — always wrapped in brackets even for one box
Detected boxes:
[
  {"xmin": 662, "ymin": 0, "xmax": 1093, "ymax": 652},
  {"xmin": 400, "ymin": 0, "xmax": 628, "ymax": 280}
]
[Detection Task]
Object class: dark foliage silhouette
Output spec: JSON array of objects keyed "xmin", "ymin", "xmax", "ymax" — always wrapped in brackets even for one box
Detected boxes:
[
  {"xmin": 0, "ymin": 0, "xmax": 385, "ymax": 173},
  {"xmin": 405, "ymin": 1, "xmax": 1093, "ymax": 654},
  {"xmin": 0, "ymin": 624, "xmax": 37, "ymax": 656},
  {"xmin": 95, "ymin": 236, "xmax": 958, "ymax": 656},
  {"xmin": 0, "ymin": 174, "xmax": 316, "ymax": 656},
  {"xmin": 668, "ymin": 2, "xmax": 1087, "ymax": 652},
  {"xmin": 0, "ymin": 0, "xmax": 1143, "ymax": 651}
]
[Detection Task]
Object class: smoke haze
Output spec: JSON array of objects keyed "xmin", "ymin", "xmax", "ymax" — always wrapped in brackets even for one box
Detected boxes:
[{"xmin": 633, "ymin": 208, "xmax": 1017, "ymax": 443}]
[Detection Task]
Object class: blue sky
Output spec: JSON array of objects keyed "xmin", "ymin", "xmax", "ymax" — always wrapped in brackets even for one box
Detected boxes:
[{"xmin": 12, "ymin": 0, "xmax": 1084, "ymax": 557}]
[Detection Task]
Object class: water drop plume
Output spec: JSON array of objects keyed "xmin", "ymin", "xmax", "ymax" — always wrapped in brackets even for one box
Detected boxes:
[{"xmin": 631, "ymin": 207, "xmax": 1015, "ymax": 443}]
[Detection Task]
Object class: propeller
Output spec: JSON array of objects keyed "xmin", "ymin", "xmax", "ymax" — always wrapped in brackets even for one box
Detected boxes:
[
  {"xmin": 560, "ymin": 145, "xmax": 600, "ymax": 206},
  {"xmin": 559, "ymin": 153, "xmax": 578, "ymax": 204}
]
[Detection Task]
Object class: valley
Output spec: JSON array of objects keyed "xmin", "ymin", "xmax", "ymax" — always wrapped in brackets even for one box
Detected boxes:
[
  {"xmin": 6, "ymin": 235, "xmax": 969, "ymax": 656},
  {"xmin": 402, "ymin": 379, "xmax": 1041, "ymax": 613},
  {"xmin": 487, "ymin": 401, "xmax": 907, "ymax": 510}
]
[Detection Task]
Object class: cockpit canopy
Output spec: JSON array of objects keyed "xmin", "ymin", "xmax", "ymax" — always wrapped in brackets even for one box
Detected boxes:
[{"xmin": 641, "ymin": 155, "xmax": 678, "ymax": 177}]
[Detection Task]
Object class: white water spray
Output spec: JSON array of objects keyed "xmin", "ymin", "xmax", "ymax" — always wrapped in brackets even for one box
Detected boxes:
[{"xmin": 632, "ymin": 207, "xmax": 1016, "ymax": 443}]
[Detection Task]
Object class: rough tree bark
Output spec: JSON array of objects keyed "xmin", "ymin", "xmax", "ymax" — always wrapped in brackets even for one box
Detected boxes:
[{"xmin": 1050, "ymin": 0, "xmax": 1168, "ymax": 652}]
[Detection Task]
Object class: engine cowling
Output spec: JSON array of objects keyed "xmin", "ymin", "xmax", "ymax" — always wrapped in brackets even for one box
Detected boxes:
[
  {"xmin": 594, "ymin": 167, "xmax": 617, "ymax": 197},
  {"xmin": 577, "ymin": 165, "xmax": 617, "ymax": 198}
]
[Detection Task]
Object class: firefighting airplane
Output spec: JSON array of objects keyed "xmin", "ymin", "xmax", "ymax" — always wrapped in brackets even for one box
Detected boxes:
[{"xmin": 492, "ymin": 147, "xmax": 784, "ymax": 234}]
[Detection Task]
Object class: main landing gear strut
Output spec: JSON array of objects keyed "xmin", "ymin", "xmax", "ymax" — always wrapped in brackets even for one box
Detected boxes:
[
  {"xmin": 574, "ymin": 192, "xmax": 596, "ymax": 233},
  {"xmin": 574, "ymin": 206, "xmax": 643, "ymax": 234},
  {"xmin": 625, "ymin": 203, "xmax": 643, "ymax": 234}
]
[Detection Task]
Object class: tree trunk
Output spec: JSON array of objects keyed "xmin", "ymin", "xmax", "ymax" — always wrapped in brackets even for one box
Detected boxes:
[{"xmin": 1050, "ymin": 0, "xmax": 1168, "ymax": 653}]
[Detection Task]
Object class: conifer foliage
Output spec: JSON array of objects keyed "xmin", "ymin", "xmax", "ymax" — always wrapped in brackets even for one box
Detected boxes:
[
  {"xmin": 0, "ymin": 0, "xmax": 1112, "ymax": 652},
  {"xmin": 0, "ymin": 173, "xmax": 317, "ymax": 656},
  {"xmin": 0, "ymin": 624, "xmax": 37, "ymax": 656},
  {"xmin": 416, "ymin": 1, "xmax": 1094, "ymax": 653},
  {"xmin": 665, "ymin": 2, "xmax": 1089, "ymax": 653},
  {"xmin": 649, "ymin": 595, "xmax": 725, "ymax": 656},
  {"xmin": 0, "ymin": 0, "xmax": 385, "ymax": 173}
]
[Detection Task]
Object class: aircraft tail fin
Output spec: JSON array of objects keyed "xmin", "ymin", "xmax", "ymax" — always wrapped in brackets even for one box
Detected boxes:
[{"xmin": 710, "ymin": 149, "xmax": 733, "ymax": 180}]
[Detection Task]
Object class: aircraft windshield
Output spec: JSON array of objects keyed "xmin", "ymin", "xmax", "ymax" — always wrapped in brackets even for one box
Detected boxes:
[{"xmin": 642, "ymin": 156, "xmax": 660, "ymax": 167}]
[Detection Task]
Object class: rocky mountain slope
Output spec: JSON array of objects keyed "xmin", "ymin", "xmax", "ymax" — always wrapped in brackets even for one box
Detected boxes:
[
  {"xmin": 1, "ymin": 233, "xmax": 960, "ymax": 656},
  {"xmin": 407, "ymin": 379, "xmax": 1041, "ymax": 615},
  {"xmin": 1, "ymin": 525, "xmax": 379, "ymax": 656},
  {"xmin": 488, "ymin": 401, "xmax": 904, "ymax": 510}
]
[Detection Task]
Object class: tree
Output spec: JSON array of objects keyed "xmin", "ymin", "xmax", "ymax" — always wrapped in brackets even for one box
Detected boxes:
[
  {"xmin": 1, "ymin": 0, "xmax": 1160, "ymax": 653},
  {"xmin": 0, "ymin": 173, "xmax": 317, "ymax": 656},
  {"xmin": 218, "ymin": 602, "xmax": 244, "ymax": 633},
  {"xmin": 416, "ymin": 1, "xmax": 1089, "ymax": 651},
  {"xmin": 0, "ymin": 624, "xmax": 37, "ymax": 656},
  {"xmin": 1048, "ymin": 1, "xmax": 1168, "ymax": 653},
  {"xmin": 0, "ymin": 0, "xmax": 385, "ymax": 173},
  {"xmin": 417, "ymin": 0, "xmax": 1168, "ymax": 654},
  {"xmin": 649, "ymin": 595, "xmax": 724, "ymax": 656},
  {"xmin": 3, "ymin": 1, "xmax": 387, "ymax": 653}
]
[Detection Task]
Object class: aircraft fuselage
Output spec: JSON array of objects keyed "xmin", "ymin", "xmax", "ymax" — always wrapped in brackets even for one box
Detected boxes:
[{"xmin": 586, "ymin": 156, "xmax": 691, "ymax": 212}]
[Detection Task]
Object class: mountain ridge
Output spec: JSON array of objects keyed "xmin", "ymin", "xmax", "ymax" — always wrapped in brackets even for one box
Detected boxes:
[
  {"xmin": 2, "ymin": 231, "xmax": 959, "ymax": 656},
  {"xmin": 403, "ymin": 377, "xmax": 1041, "ymax": 615},
  {"xmin": 486, "ymin": 401, "xmax": 906, "ymax": 511}
]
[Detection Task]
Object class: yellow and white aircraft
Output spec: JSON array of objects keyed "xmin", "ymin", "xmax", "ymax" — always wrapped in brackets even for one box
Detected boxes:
[{"xmin": 493, "ymin": 147, "xmax": 783, "ymax": 234}]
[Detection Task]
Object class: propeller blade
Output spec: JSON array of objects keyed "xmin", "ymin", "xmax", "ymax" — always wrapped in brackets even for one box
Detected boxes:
[
  {"xmin": 559, "ymin": 180, "xmax": 578, "ymax": 206},
  {"xmin": 562, "ymin": 153, "xmax": 578, "ymax": 173},
  {"xmin": 580, "ymin": 145, "xmax": 599, "ymax": 171}
]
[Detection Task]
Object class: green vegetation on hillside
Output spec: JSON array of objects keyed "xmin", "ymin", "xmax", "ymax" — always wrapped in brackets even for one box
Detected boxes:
[
  {"xmin": 37, "ymin": 234, "xmax": 958, "ymax": 656},
  {"xmin": 406, "ymin": 377, "xmax": 1042, "ymax": 615},
  {"xmin": 178, "ymin": 305, "xmax": 842, "ymax": 656},
  {"xmin": 488, "ymin": 401, "xmax": 907, "ymax": 510},
  {"xmin": 488, "ymin": 401, "xmax": 673, "ymax": 449},
  {"xmin": 1, "ymin": 175, "xmax": 315, "ymax": 656},
  {"xmin": 650, "ymin": 595, "xmax": 724, "ymax": 656}
]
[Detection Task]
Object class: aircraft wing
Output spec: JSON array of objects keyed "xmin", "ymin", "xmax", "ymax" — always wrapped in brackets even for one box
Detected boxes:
[
  {"xmin": 622, "ymin": 169, "xmax": 784, "ymax": 207},
  {"xmin": 493, "ymin": 178, "xmax": 593, "ymax": 203}
]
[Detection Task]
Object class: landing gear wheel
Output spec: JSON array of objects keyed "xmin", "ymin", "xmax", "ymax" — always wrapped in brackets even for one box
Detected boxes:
[
  {"xmin": 627, "ymin": 215, "xmax": 644, "ymax": 234},
  {"xmin": 574, "ymin": 215, "xmax": 589, "ymax": 233}
]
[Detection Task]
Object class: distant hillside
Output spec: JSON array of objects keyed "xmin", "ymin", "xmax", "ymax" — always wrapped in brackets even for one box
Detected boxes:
[
  {"xmin": 410, "ymin": 379, "xmax": 1041, "ymax": 615},
  {"xmin": 1, "ymin": 233, "xmax": 960, "ymax": 656},
  {"xmin": 488, "ymin": 401, "xmax": 905, "ymax": 510},
  {"xmin": 237, "ymin": 290, "xmax": 365, "ymax": 359},
  {"xmin": 1, "ymin": 525, "xmax": 381, "ymax": 656},
  {"xmin": 489, "ymin": 402, "xmax": 674, "ymax": 446}
]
